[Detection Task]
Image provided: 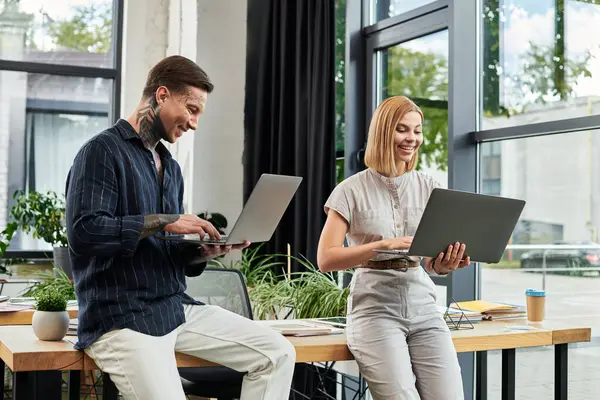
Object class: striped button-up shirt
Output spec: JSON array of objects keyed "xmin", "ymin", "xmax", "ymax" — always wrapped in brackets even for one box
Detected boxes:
[{"xmin": 65, "ymin": 119, "xmax": 204, "ymax": 350}]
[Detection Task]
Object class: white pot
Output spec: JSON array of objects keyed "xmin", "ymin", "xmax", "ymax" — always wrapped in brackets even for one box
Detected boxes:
[{"xmin": 32, "ymin": 310, "xmax": 69, "ymax": 341}]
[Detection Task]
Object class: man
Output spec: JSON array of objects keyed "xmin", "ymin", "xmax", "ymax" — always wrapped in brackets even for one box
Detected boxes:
[{"xmin": 65, "ymin": 55, "xmax": 296, "ymax": 400}]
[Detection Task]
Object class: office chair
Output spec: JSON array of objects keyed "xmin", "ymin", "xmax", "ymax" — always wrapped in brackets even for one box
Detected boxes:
[{"xmin": 179, "ymin": 267, "xmax": 252, "ymax": 400}]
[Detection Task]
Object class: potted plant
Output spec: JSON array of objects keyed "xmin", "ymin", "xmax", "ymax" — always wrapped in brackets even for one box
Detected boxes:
[
  {"xmin": 0, "ymin": 222, "xmax": 18, "ymax": 276},
  {"xmin": 210, "ymin": 243, "xmax": 280, "ymax": 288},
  {"xmin": 31, "ymin": 286, "xmax": 69, "ymax": 341},
  {"xmin": 9, "ymin": 190, "xmax": 71, "ymax": 277},
  {"xmin": 246, "ymin": 252, "xmax": 352, "ymax": 320},
  {"xmin": 21, "ymin": 267, "xmax": 76, "ymax": 300}
]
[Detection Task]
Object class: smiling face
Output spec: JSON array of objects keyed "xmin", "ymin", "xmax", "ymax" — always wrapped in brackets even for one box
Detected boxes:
[
  {"xmin": 393, "ymin": 111, "xmax": 423, "ymax": 167},
  {"xmin": 364, "ymin": 96, "xmax": 424, "ymax": 177},
  {"xmin": 155, "ymin": 85, "xmax": 207, "ymax": 143}
]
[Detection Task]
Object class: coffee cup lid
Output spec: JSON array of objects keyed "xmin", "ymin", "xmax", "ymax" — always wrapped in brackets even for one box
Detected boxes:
[{"xmin": 526, "ymin": 288, "xmax": 546, "ymax": 297}]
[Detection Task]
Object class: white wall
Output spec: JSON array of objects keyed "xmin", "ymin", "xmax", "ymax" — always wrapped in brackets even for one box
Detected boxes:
[
  {"xmin": 121, "ymin": 0, "xmax": 247, "ymax": 227},
  {"xmin": 192, "ymin": 0, "xmax": 247, "ymax": 230},
  {"xmin": 121, "ymin": 0, "xmax": 169, "ymax": 118},
  {"xmin": 122, "ymin": 0, "xmax": 199, "ymax": 212}
]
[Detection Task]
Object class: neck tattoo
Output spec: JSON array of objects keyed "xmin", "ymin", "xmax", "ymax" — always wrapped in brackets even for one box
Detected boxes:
[{"xmin": 136, "ymin": 99, "xmax": 163, "ymax": 149}]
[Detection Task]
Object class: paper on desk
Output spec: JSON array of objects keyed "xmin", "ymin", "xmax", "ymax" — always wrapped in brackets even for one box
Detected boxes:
[
  {"xmin": 259, "ymin": 320, "xmax": 344, "ymax": 337},
  {"xmin": 0, "ymin": 303, "xmax": 33, "ymax": 312}
]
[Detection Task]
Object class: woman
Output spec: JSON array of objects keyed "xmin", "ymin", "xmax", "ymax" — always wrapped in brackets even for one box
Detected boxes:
[{"xmin": 317, "ymin": 96, "xmax": 469, "ymax": 400}]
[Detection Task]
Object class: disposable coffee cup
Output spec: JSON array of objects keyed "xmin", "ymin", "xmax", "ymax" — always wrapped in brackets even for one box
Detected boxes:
[{"xmin": 525, "ymin": 288, "xmax": 545, "ymax": 322}]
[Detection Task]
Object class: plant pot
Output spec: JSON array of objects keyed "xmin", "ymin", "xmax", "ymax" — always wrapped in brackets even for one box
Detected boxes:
[
  {"xmin": 53, "ymin": 246, "xmax": 73, "ymax": 279},
  {"xmin": 32, "ymin": 310, "xmax": 69, "ymax": 341}
]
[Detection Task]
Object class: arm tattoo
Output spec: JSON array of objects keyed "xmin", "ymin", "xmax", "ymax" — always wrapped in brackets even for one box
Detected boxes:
[
  {"xmin": 141, "ymin": 214, "xmax": 180, "ymax": 239},
  {"xmin": 136, "ymin": 98, "xmax": 162, "ymax": 148}
]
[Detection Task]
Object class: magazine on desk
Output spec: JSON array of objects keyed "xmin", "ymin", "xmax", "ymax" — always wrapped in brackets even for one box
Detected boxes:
[{"xmin": 259, "ymin": 320, "xmax": 345, "ymax": 337}]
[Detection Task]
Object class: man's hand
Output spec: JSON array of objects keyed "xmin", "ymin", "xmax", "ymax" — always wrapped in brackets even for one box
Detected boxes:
[
  {"xmin": 164, "ymin": 214, "xmax": 221, "ymax": 239},
  {"xmin": 200, "ymin": 241, "xmax": 251, "ymax": 259}
]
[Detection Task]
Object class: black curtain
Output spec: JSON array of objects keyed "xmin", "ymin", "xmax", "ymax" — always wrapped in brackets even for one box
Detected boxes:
[{"xmin": 244, "ymin": 0, "xmax": 336, "ymax": 272}]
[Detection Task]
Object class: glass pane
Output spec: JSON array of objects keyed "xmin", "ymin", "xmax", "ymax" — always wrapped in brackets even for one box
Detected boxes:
[
  {"xmin": 374, "ymin": 0, "xmax": 437, "ymax": 22},
  {"xmin": 479, "ymin": 133, "xmax": 600, "ymax": 397},
  {"xmin": 0, "ymin": 71, "xmax": 111, "ymax": 251},
  {"xmin": 0, "ymin": 0, "xmax": 114, "ymax": 68},
  {"xmin": 380, "ymin": 30, "xmax": 448, "ymax": 185},
  {"xmin": 481, "ymin": 0, "xmax": 600, "ymax": 129},
  {"xmin": 486, "ymin": 344, "xmax": 600, "ymax": 399}
]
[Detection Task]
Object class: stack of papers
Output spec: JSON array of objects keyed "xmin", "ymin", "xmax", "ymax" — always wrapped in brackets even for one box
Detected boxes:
[
  {"xmin": 451, "ymin": 300, "xmax": 527, "ymax": 320},
  {"xmin": 67, "ymin": 318, "xmax": 78, "ymax": 336},
  {"xmin": 260, "ymin": 320, "xmax": 344, "ymax": 337},
  {"xmin": 438, "ymin": 305, "xmax": 483, "ymax": 323}
]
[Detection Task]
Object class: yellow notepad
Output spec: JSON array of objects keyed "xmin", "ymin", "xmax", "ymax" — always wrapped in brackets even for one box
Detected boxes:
[{"xmin": 453, "ymin": 300, "xmax": 515, "ymax": 314}]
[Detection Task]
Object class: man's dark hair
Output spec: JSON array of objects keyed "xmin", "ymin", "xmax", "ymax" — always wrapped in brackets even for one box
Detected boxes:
[{"xmin": 142, "ymin": 55, "xmax": 214, "ymax": 99}]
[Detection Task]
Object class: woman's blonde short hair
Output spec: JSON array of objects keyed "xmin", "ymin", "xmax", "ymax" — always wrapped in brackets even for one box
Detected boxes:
[{"xmin": 364, "ymin": 96, "xmax": 423, "ymax": 177}]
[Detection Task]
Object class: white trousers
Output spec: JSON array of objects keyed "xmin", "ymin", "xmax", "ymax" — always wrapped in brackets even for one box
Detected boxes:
[
  {"xmin": 85, "ymin": 304, "xmax": 296, "ymax": 400},
  {"xmin": 347, "ymin": 268, "xmax": 464, "ymax": 400}
]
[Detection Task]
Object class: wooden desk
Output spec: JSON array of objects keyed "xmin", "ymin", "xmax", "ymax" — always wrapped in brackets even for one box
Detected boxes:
[
  {"xmin": 0, "ymin": 319, "xmax": 591, "ymax": 400},
  {"xmin": 0, "ymin": 307, "xmax": 78, "ymax": 326}
]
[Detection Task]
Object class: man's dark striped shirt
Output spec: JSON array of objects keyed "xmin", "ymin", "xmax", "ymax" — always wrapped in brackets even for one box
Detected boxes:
[{"xmin": 65, "ymin": 119, "xmax": 203, "ymax": 350}]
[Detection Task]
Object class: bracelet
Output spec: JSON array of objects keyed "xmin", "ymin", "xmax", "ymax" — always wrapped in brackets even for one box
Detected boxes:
[{"xmin": 431, "ymin": 260, "xmax": 448, "ymax": 276}]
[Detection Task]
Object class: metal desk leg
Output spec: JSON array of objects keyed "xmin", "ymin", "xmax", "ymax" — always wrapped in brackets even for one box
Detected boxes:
[
  {"xmin": 12, "ymin": 372, "xmax": 30, "ymax": 400},
  {"xmin": 32, "ymin": 371, "xmax": 62, "ymax": 400},
  {"xmin": 103, "ymin": 372, "xmax": 119, "ymax": 400},
  {"xmin": 501, "ymin": 349, "xmax": 516, "ymax": 400},
  {"xmin": 476, "ymin": 351, "xmax": 487, "ymax": 400},
  {"xmin": 68, "ymin": 371, "xmax": 81, "ymax": 400},
  {"xmin": 0, "ymin": 359, "xmax": 4, "ymax": 400},
  {"xmin": 555, "ymin": 343, "xmax": 568, "ymax": 400}
]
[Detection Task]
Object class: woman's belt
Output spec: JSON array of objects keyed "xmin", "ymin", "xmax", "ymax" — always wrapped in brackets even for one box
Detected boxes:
[{"xmin": 358, "ymin": 258, "xmax": 419, "ymax": 271}]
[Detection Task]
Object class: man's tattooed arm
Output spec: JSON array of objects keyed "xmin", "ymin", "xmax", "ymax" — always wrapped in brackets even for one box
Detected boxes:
[{"xmin": 140, "ymin": 214, "xmax": 180, "ymax": 239}]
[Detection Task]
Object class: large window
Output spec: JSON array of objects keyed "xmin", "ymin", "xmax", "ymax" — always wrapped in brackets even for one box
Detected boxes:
[
  {"xmin": 477, "ymin": 1, "xmax": 600, "ymax": 398},
  {"xmin": 349, "ymin": 0, "xmax": 600, "ymax": 397},
  {"xmin": 0, "ymin": 0, "xmax": 122, "ymax": 252},
  {"xmin": 482, "ymin": 0, "xmax": 600, "ymax": 129}
]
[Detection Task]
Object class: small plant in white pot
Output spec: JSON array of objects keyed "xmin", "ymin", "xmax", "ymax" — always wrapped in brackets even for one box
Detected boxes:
[{"xmin": 32, "ymin": 287, "xmax": 69, "ymax": 341}]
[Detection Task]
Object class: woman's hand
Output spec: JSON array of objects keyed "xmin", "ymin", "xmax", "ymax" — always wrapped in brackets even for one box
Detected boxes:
[
  {"xmin": 430, "ymin": 242, "xmax": 470, "ymax": 275},
  {"xmin": 381, "ymin": 236, "xmax": 413, "ymax": 251}
]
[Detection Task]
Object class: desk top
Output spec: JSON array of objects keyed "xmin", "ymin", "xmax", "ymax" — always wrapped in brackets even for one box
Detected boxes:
[
  {"xmin": 0, "ymin": 307, "xmax": 78, "ymax": 326},
  {"xmin": 0, "ymin": 318, "xmax": 591, "ymax": 372},
  {"xmin": 0, "ymin": 327, "xmax": 83, "ymax": 371}
]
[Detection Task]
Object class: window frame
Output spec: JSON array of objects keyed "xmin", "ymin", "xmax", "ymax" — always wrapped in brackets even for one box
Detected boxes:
[{"xmin": 0, "ymin": 0, "xmax": 124, "ymax": 258}]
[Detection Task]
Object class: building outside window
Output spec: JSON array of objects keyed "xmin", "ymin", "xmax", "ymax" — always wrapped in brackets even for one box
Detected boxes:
[{"xmin": 0, "ymin": 0, "xmax": 121, "ymax": 252}]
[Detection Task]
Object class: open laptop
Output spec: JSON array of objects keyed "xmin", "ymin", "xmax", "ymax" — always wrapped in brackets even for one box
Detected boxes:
[
  {"xmin": 159, "ymin": 173, "xmax": 302, "ymax": 246},
  {"xmin": 375, "ymin": 188, "xmax": 526, "ymax": 263}
]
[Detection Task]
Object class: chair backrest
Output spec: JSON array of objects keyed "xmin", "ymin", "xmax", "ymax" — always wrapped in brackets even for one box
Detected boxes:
[{"xmin": 185, "ymin": 267, "xmax": 253, "ymax": 320}]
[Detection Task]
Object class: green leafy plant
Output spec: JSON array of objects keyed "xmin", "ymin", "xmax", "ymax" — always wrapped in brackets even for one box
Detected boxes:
[
  {"xmin": 0, "ymin": 222, "xmax": 18, "ymax": 274},
  {"xmin": 22, "ymin": 268, "xmax": 75, "ymax": 301},
  {"xmin": 10, "ymin": 190, "xmax": 68, "ymax": 247},
  {"xmin": 210, "ymin": 243, "xmax": 280, "ymax": 287},
  {"xmin": 248, "ymin": 253, "xmax": 352, "ymax": 320},
  {"xmin": 34, "ymin": 286, "xmax": 68, "ymax": 312}
]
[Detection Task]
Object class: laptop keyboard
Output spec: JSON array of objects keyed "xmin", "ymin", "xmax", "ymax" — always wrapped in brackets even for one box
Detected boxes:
[{"xmin": 202, "ymin": 235, "xmax": 228, "ymax": 244}]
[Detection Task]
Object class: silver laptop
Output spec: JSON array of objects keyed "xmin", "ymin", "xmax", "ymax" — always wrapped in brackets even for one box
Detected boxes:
[
  {"xmin": 375, "ymin": 188, "xmax": 525, "ymax": 263},
  {"xmin": 159, "ymin": 173, "xmax": 302, "ymax": 246}
]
